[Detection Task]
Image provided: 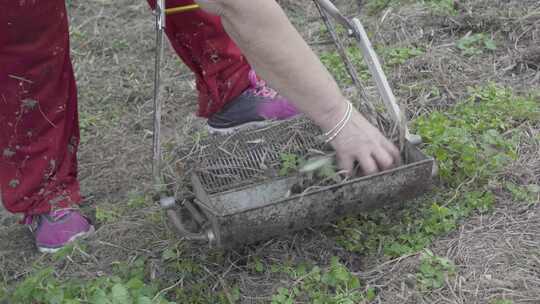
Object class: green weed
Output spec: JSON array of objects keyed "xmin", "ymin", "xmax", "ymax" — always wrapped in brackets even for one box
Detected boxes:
[
  {"xmin": 365, "ymin": 0, "xmax": 397, "ymax": 15},
  {"xmin": 126, "ymin": 192, "xmax": 149, "ymax": 209},
  {"xmin": 422, "ymin": 0, "xmax": 457, "ymax": 15},
  {"xmin": 505, "ymin": 182, "xmax": 540, "ymax": 205},
  {"xmin": 416, "ymin": 85, "xmax": 536, "ymax": 186},
  {"xmin": 0, "ymin": 283, "xmax": 7, "ymax": 302},
  {"xmin": 160, "ymin": 245, "xmax": 236, "ymax": 303},
  {"xmin": 320, "ymin": 45, "xmax": 423, "ymax": 87},
  {"xmin": 6, "ymin": 260, "xmax": 173, "ymax": 304},
  {"xmin": 382, "ymin": 47, "xmax": 424, "ymax": 66},
  {"xmin": 335, "ymin": 85, "xmax": 538, "ymax": 257},
  {"xmin": 271, "ymin": 257, "xmax": 374, "ymax": 304},
  {"xmin": 279, "ymin": 153, "xmax": 301, "ymax": 176},
  {"xmin": 320, "ymin": 46, "xmax": 370, "ymax": 85},
  {"xmin": 365, "ymin": 0, "xmax": 456, "ymax": 15},
  {"xmin": 456, "ymin": 33, "xmax": 497, "ymax": 56},
  {"xmin": 416, "ymin": 249, "xmax": 455, "ymax": 291},
  {"xmin": 248, "ymin": 256, "xmax": 265, "ymax": 274},
  {"xmin": 95, "ymin": 205, "xmax": 121, "ymax": 224}
]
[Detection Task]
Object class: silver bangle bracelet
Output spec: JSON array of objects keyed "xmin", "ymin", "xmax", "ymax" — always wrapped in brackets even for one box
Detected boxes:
[
  {"xmin": 323, "ymin": 101, "xmax": 351, "ymax": 137},
  {"xmin": 324, "ymin": 101, "xmax": 352, "ymax": 143}
]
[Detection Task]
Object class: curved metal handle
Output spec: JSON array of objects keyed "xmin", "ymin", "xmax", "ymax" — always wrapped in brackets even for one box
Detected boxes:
[
  {"xmin": 160, "ymin": 197, "xmax": 215, "ymax": 243},
  {"xmin": 313, "ymin": 0, "xmax": 423, "ymax": 145},
  {"xmin": 313, "ymin": 0, "xmax": 354, "ymax": 30},
  {"xmin": 349, "ymin": 18, "xmax": 415, "ymax": 143}
]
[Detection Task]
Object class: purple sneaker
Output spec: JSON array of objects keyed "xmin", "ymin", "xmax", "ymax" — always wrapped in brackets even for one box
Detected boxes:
[
  {"xmin": 207, "ymin": 69, "xmax": 301, "ymax": 134},
  {"xmin": 25, "ymin": 209, "xmax": 94, "ymax": 253}
]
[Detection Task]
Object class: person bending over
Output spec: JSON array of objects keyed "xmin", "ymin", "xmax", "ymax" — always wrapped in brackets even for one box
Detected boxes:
[{"xmin": 0, "ymin": 0, "xmax": 399, "ymax": 253}]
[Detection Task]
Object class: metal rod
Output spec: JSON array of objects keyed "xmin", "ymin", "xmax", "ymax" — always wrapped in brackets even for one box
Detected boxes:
[
  {"xmin": 165, "ymin": 4, "xmax": 200, "ymax": 15},
  {"xmin": 152, "ymin": 0, "xmax": 165, "ymax": 193},
  {"xmin": 312, "ymin": 0, "xmax": 354, "ymax": 30},
  {"xmin": 349, "ymin": 18, "xmax": 413, "ymax": 147},
  {"xmin": 184, "ymin": 200, "xmax": 207, "ymax": 226},
  {"xmin": 313, "ymin": 0, "xmax": 420, "ymax": 146},
  {"xmin": 166, "ymin": 210, "xmax": 209, "ymax": 241},
  {"xmin": 313, "ymin": 0, "xmax": 378, "ymax": 127}
]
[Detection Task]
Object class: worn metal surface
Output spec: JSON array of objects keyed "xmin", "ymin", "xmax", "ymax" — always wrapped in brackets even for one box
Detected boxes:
[
  {"xmin": 176, "ymin": 118, "xmax": 434, "ymax": 248},
  {"xmin": 198, "ymin": 143, "xmax": 432, "ymax": 248}
]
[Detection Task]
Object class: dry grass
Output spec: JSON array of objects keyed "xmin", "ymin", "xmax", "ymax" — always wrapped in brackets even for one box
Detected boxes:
[{"xmin": 1, "ymin": 0, "xmax": 539, "ymax": 303}]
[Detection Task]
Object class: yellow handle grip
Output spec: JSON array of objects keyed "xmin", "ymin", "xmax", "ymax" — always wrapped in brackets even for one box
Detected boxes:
[{"xmin": 165, "ymin": 4, "xmax": 200, "ymax": 15}]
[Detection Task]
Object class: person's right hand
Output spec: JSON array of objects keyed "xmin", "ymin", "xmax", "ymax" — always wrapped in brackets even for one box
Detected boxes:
[{"xmin": 328, "ymin": 109, "xmax": 401, "ymax": 176}]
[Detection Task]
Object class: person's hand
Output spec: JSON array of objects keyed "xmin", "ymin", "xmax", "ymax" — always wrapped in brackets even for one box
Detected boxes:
[{"xmin": 329, "ymin": 109, "xmax": 400, "ymax": 176}]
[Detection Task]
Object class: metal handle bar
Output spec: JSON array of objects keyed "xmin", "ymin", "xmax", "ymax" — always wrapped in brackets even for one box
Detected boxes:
[
  {"xmin": 160, "ymin": 197, "xmax": 215, "ymax": 243},
  {"xmin": 312, "ymin": 0, "xmax": 354, "ymax": 31},
  {"xmin": 313, "ymin": 0, "xmax": 421, "ymax": 145}
]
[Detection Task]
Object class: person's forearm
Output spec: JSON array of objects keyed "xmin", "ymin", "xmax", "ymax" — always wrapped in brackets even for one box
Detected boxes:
[{"xmin": 195, "ymin": 0, "xmax": 355, "ymax": 131}]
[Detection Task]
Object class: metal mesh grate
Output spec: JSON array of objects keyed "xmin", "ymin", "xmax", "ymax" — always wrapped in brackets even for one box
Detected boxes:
[{"xmin": 189, "ymin": 118, "xmax": 324, "ymax": 195}]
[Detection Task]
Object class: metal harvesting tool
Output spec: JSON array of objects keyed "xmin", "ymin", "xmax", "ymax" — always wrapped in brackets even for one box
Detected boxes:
[{"xmin": 152, "ymin": 0, "xmax": 436, "ymax": 248}]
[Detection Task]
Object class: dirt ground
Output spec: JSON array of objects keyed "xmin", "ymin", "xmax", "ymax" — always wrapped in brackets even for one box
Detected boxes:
[{"xmin": 1, "ymin": 0, "xmax": 539, "ymax": 303}]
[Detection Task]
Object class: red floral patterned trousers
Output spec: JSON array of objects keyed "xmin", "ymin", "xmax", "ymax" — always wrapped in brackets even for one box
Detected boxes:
[{"xmin": 0, "ymin": 0, "xmax": 249, "ymax": 216}]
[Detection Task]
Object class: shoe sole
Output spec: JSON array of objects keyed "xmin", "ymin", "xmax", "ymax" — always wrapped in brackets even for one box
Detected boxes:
[
  {"xmin": 37, "ymin": 225, "xmax": 95, "ymax": 253},
  {"xmin": 207, "ymin": 115, "xmax": 302, "ymax": 135}
]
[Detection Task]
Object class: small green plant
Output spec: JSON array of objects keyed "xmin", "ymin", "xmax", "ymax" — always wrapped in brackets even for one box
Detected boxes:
[
  {"xmin": 365, "ymin": 0, "xmax": 397, "ymax": 14},
  {"xmin": 95, "ymin": 205, "xmax": 120, "ymax": 224},
  {"xmin": 505, "ymin": 182, "xmax": 540, "ymax": 205},
  {"xmin": 335, "ymin": 85, "xmax": 538, "ymax": 257},
  {"xmin": 270, "ymin": 257, "xmax": 373, "ymax": 304},
  {"xmin": 457, "ymin": 33, "xmax": 497, "ymax": 56},
  {"xmin": 415, "ymin": 85, "xmax": 536, "ymax": 185},
  {"xmin": 320, "ymin": 45, "xmax": 423, "ymax": 88},
  {"xmin": 422, "ymin": 0, "xmax": 457, "ymax": 15},
  {"xmin": 382, "ymin": 47, "xmax": 424, "ymax": 66},
  {"xmin": 365, "ymin": 0, "xmax": 456, "ymax": 15},
  {"xmin": 0, "ymin": 282, "xmax": 7, "ymax": 302},
  {"xmin": 7, "ymin": 263, "xmax": 174, "ymax": 304},
  {"xmin": 160, "ymin": 245, "xmax": 237, "ymax": 303},
  {"xmin": 416, "ymin": 249, "xmax": 455, "ymax": 291},
  {"xmin": 279, "ymin": 153, "xmax": 300, "ymax": 176},
  {"xmin": 320, "ymin": 46, "xmax": 371, "ymax": 85},
  {"xmin": 248, "ymin": 256, "xmax": 265, "ymax": 274},
  {"xmin": 127, "ymin": 192, "xmax": 148, "ymax": 209},
  {"xmin": 271, "ymin": 287, "xmax": 297, "ymax": 304}
]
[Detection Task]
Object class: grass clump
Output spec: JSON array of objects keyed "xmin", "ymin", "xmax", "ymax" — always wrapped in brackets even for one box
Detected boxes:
[
  {"xmin": 271, "ymin": 257, "xmax": 375, "ymax": 304},
  {"xmin": 416, "ymin": 249, "xmax": 456, "ymax": 291},
  {"xmin": 5, "ymin": 257, "xmax": 173, "ymax": 304},
  {"xmin": 334, "ymin": 85, "xmax": 539, "ymax": 257}
]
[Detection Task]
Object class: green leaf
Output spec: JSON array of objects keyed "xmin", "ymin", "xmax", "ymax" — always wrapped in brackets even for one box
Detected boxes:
[
  {"xmin": 527, "ymin": 184, "xmax": 540, "ymax": 194},
  {"xmin": 136, "ymin": 295, "xmax": 153, "ymax": 304},
  {"xmin": 90, "ymin": 289, "xmax": 111, "ymax": 304},
  {"xmin": 111, "ymin": 284, "xmax": 130, "ymax": 304},
  {"xmin": 162, "ymin": 248, "xmax": 177, "ymax": 261},
  {"xmin": 366, "ymin": 287, "xmax": 376, "ymax": 301},
  {"xmin": 484, "ymin": 39, "xmax": 497, "ymax": 50}
]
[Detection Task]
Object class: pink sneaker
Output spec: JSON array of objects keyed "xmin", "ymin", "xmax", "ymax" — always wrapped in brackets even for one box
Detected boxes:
[
  {"xmin": 207, "ymin": 69, "xmax": 300, "ymax": 134},
  {"xmin": 25, "ymin": 209, "xmax": 94, "ymax": 253}
]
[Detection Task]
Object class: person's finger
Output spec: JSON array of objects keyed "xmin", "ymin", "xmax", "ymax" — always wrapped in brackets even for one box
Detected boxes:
[
  {"xmin": 373, "ymin": 147, "xmax": 395, "ymax": 171},
  {"xmin": 336, "ymin": 153, "xmax": 355, "ymax": 176},
  {"xmin": 382, "ymin": 139, "xmax": 401, "ymax": 166},
  {"xmin": 357, "ymin": 153, "xmax": 379, "ymax": 176}
]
